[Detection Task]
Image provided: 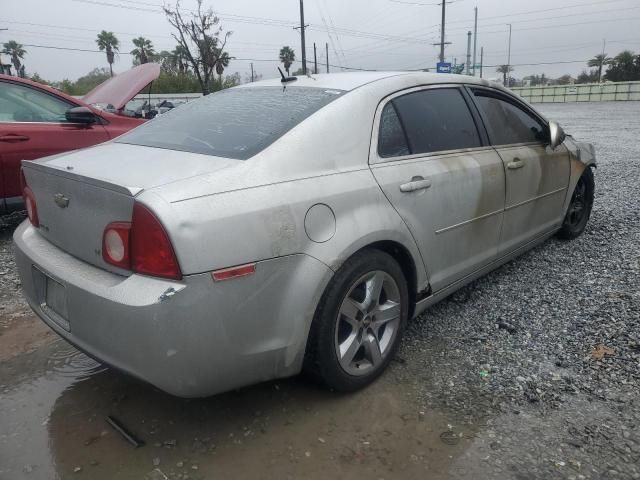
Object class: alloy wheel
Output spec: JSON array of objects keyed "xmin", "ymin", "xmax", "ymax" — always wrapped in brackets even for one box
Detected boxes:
[
  {"xmin": 566, "ymin": 176, "xmax": 588, "ymax": 228},
  {"xmin": 334, "ymin": 270, "xmax": 402, "ymax": 376}
]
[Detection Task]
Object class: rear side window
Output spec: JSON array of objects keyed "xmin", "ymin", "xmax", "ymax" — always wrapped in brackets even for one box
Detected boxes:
[
  {"xmin": 379, "ymin": 103, "xmax": 410, "ymax": 158},
  {"xmin": 380, "ymin": 88, "xmax": 481, "ymax": 157},
  {"xmin": 473, "ymin": 92, "xmax": 547, "ymax": 145},
  {"xmin": 117, "ymin": 87, "xmax": 344, "ymax": 160}
]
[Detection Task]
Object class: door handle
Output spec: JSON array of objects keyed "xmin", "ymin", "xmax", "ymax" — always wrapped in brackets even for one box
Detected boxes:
[
  {"xmin": 507, "ymin": 157, "xmax": 525, "ymax": 170},
  {"xmin": 400, "ymin": 176, "xmax": 432, "ymax": 193},
  {"xmin": 0, "ymin": 134, "xmax": 30, "ymax": 142}
]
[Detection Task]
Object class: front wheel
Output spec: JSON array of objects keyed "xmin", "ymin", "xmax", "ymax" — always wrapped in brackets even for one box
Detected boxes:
[
  {"xmin": 557, "ymin": 167, "xmax": 594, "ymax": 240},
  {"xmin": 304, "ymin": 249, "xmax": 409, "ymax": 392}
]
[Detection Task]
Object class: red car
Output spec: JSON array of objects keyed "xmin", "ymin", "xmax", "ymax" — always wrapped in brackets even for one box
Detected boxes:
[{"xmin": 0, "ymin": 64, "xmax": 160, "ymax": 213}]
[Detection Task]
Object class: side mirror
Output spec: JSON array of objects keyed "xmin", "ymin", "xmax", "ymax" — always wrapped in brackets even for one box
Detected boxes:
[
  {"xmin": 549, "ymin": 121, "xmax": 565, "ymax": 150},
  {"xmin": 65, "ymin": 106, "xmax": 99, "ymax": 125}
]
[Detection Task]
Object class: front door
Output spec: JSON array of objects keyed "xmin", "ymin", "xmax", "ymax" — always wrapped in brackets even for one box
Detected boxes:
[
  {"xmin": 470, "ymin": 88, "xmax": 570, "ymax": 254},
  {"xmin": 370, "ymin": 86, "xmax": 506, "ymax": 292},
  {"xmin": 0, "ymin": 80, "xmax": 109, "ymax": 207}
]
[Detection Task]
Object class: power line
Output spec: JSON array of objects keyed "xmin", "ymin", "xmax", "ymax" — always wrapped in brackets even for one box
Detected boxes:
[
  {"xmin": 18, "ymin": 42, "xmax": 375, "ymax": 71},
  {"xmin": 20, "ymin": 42, "xmax": 603, "ymax": 72},
  {"xmin": 443, "ymin": 0, "xmax": 635, "ymax": 26}
]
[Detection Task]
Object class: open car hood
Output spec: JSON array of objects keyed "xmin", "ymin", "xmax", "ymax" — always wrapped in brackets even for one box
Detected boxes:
[{"xmin": 82, "ymin": 63, "xmax": 161, "ymax": 111}]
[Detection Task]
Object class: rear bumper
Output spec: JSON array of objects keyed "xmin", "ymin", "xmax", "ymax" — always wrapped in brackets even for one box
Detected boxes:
[{"xmin": 13, "ymin": 222, "xmax": 333, "ymax": 397}]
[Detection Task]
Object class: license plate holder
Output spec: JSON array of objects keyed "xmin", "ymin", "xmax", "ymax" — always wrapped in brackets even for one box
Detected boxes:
[{"xmin": 32, "ymin": 266, "xmax": 70, "ymax": 331}]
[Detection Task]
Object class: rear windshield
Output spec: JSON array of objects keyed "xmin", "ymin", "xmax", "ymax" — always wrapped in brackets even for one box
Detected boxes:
[{"xmin": 116, "ymin": 86, "xmax": 345, "ymax": 160}]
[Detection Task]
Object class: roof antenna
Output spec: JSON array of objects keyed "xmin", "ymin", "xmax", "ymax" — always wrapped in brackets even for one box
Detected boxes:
[{"xmin": 278, "ymin": 67, "xmax": 297, "ymax": 84}]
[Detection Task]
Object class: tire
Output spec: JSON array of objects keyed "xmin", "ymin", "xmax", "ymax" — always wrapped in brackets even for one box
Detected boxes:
[
  {"xmin": 557, "ymin": 167, "xmax": 594, "ymax": 240},
  {"xmin": 304, "ymin": 248, "xmax": 409, "ymax": 392}
]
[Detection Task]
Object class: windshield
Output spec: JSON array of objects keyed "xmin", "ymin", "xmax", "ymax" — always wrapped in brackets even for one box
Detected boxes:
[{"xmin": 116, "ymin": 86, "xmax": 345, "ymax": 160}]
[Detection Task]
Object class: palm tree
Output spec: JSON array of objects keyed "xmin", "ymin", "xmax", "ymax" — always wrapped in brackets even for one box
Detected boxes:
[
  {"xmin": 496, "ymin": 64, "xmax": 514, "ymax": 86},
  {"xmin": 96, "ymin": 31, "xmax": 120, "ymax": 77},
  {"xmin": 587, "ymin": 53, "xmax": 611, "ymax": 83},
  {"xmin": 279, "ymin": 46, "xmax": 295, "ymax": 76},
  {"xmin": 2, "ymin": 41, "xmax": 26, "ymax": 76},
  {"xmin": 215, "ymin": 51, "xmax": 231, "ymax": 83},
  {"xmin": 130, "ymin": 37, "xmax": 155, "ymax": 65},
  {"xmin": 171, "ymin": 45, "xmax": 189, "ymax": 74}
]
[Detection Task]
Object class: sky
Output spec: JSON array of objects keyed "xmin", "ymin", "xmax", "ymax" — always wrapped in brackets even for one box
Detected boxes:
[{"xmin": 2, "ymin": 0, "xmax": 640, "ymax": 83}]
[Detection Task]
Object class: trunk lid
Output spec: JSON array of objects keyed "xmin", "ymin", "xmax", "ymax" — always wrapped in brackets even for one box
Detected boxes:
[
  {"xmin": 22, "ymin": 143, "xmax": 239, "ymax": 274},
  {"xmin": 82, "ymin": 63, "xmax": 161, "ymax": 111}
]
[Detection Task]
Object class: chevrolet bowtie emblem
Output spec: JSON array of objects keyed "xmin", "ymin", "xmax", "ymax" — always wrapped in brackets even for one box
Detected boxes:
[{"xmin": 53, "ymin": 193, "xmax": 70, "ymax": 208}]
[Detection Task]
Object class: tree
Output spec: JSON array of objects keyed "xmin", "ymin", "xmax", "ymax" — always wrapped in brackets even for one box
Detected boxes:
[
  {"xmin": 96, "ymin": 31, "xmax": 120, "ymax": 77},
  {"xmin": 131, "ymin": 37, "xmax": 155, "ymax": 65},
  {"xmin": 576, "ymin": 69, "xmax": 598, "ymax": 84},
  {"xmin": 55, "ymin": 67, "xmax": 111, "ymax": 95},
  {"xmin": 605, "ymin": 50, "xmax": 637, "ymax": 82},
  {"xmin": 279, "ymin": 46, "xmax": 295, "ymax": 76},
  {"xmin": 587, "ymin": 54, "xmax": 611, "ymax": 83},
  {"xmin": 2, "ymin": 41, "xmax": 26, "ymax": 77},
  {"xmin": 222, "ymin": 72, "xmax": 241, "ymax": 89},
  {"xmin": 163, "ymin": 0, "xmax": 232, "ymax": 95},
  {"xmin": 496, "ymin": 64, "xmax": 514, "ymax": 86},
  {"xmin": 554, "ymin": 74, "xmax": 574, "ymax": 85},
  {"xmin": 215, "ymin": 51, "xmax": 231, "ymax": 82},
  {"xmin": 171, "ymin": 45, "xmax": 190, "ymax": 74}
]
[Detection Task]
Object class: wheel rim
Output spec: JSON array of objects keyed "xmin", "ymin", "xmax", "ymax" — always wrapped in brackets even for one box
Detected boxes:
[
  {"xmin": 334, "ymin": 270, "xmax": 401, "ymax": 376},
  {"xmin": 566, "ymin": 176, "xmax": 588, "ymax": 228}
]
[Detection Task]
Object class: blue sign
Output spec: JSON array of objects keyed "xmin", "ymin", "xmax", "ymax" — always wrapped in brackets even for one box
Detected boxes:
[{"xmin": 436, "ymin": 62, "xmax": 452, "ymax": 74}]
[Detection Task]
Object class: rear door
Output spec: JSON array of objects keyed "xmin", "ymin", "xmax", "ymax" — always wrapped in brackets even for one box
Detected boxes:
[
  {"xmin": 469, "ymin": 88, "xmax": 570, "ymax": 254},
  {"xmin": 0, "ymin": 79, "xmax": 110, "ymax": 204},
  {"xmin": 370, "ymin": 86, "xmax": 506, "ymax": 292}
]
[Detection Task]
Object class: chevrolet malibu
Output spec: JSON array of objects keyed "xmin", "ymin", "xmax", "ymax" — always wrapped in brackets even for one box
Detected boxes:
[{"xmin": 14, "ymin": 72, "xmax": 596, "ymax": 397}]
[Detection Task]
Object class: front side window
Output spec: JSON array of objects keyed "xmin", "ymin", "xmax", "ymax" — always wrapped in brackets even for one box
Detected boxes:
[
  {"xmin": 117, "ymin": 87, "xmax": 345, "ymax": 160},
  {"xmin": 384, "ymin": 88, "xmax": 481, "ymax": 156},
  {"xmin": 473, "ymin": 91, "xmax": 547, "ymax": 145},
  {"xmin": 0, "ymin": 81, "xmax": 73, "ymax": 122}
]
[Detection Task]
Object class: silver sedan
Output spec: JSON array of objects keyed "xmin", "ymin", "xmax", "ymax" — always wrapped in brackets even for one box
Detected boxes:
[{"xmin": 14, "ymin": 72, "xmax": 596, "ymax": 397}]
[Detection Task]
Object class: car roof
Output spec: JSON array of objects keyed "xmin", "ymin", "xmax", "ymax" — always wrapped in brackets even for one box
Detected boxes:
[{"xmin": 238, "ymin": 71, "xmax": 504, "ymax": 92}]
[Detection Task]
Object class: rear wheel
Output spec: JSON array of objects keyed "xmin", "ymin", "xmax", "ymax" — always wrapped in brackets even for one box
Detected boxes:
[
  {"xmin": 557, "ymin": 168, "xmax": 594, "ymax": 240},
  {"xmin": 305, "ymin": 249, "xmax": 409, "ymax": 392}
]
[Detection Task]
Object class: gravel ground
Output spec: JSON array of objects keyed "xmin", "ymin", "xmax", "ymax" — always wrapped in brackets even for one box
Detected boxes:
[
  {"xmin": 0, "ymin": 101, "xmax": 638, "ymax": 479},
  {"xmin": 397, "ymin": 102, "xmax": 640, "ymax": 479}
]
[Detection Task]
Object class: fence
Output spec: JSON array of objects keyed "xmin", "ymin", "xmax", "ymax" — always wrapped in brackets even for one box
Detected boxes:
[
  {"xmin": 512, "ymin": 81, "xmax": 640, "ymax": 103},
  {"xmin": 132, "ymin": 92, "xmax": 203, "ymax": 102}
]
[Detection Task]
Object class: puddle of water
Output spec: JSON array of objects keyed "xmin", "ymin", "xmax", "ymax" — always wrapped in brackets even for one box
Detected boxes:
[{"xmin": 0, "ymin": 337, "xmax": 476, "ymax": 480}]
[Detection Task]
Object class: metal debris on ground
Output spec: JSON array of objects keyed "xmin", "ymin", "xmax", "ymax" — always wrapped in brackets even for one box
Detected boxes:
[{"xmin": 106, "ymin": 415, "xmax": 145, "ymax": 448}]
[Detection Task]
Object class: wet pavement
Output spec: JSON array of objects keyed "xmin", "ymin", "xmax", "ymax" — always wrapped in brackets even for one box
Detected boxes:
[
  {"xmin": 1, "ymin": 101, "xmax": 639, "ymax": 479},
  {"xmin": 1, "ymin": 335, "xmax": 472, "ymax": 480}
]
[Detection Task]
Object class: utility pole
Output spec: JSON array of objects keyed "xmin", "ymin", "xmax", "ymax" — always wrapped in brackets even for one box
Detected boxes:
[
  {"xmin": 294, "ymin": 0, "xmax": 308, "ymax": 75},
  {"xmin": 439, "ymin": 0, "xmax": 446, "ymax": 63},
  {"xmin": 250, "ymin": 62, "xmax": 254, "ymax": 82},
  {"xmin": 313, "ymin": 42, "xmax": 318, "ymax": 74},
  {"xmin": 472, "ymin": 6, "xmax": 478, "ymax": 75},
  {"xmin": 326, "ymin": 42, "xmax": 329, "ymax": 73},
  {"xmin": 480, "ymin": 46, "xmax": 484, "ymax": 79},
  {"xmin": 431, "ymin": 2, "xmax": 452, "ymax": 65},
  {"xmin": 599, "ymin": 38, "xmax": 606, "ymax": 83},
  {"xmin": 466, "ymin": 31, "xmax": 471, "ymax": 75},
  {"xmin": 506, "ymin": 23, "xmax": 512, "ymax": 86}
]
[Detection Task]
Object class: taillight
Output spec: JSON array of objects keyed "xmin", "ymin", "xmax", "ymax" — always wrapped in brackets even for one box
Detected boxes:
[
  {"xmin": 21, "ymin": 169, "xmax": 39, "ymax": 227},
  {"xmin": 102, "ymin": 222, "xmax": 131, "ymax": 270},
  {"xmin": 131, "ymin": 203, "xmax": 181, "ymax": 280},
  {"xmin": 101, "ymin": 203, "xmax": 182, "ymax": 280}
]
